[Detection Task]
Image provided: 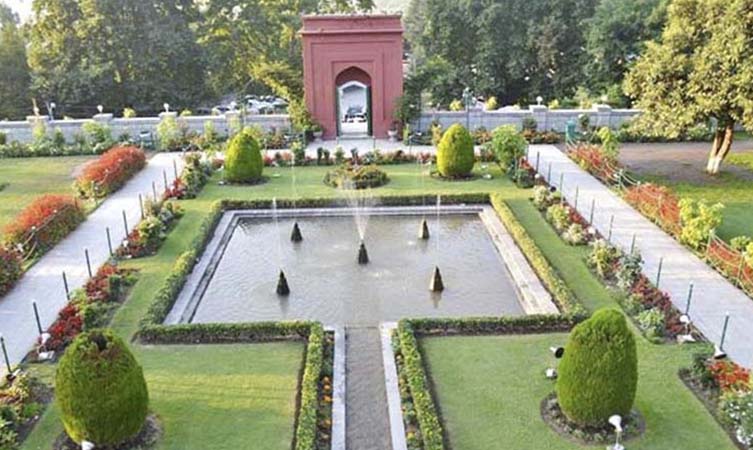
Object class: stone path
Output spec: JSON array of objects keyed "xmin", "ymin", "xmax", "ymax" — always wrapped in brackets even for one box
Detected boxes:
[
  {"xmin": 531, "ymin": 144, "xmax": 753, "ymax": 367},
  {"xmin": 0, "ymin": 152, "xmax": 184, "ymax": 371},
  {"xmin": 345, "ymin": 327, "xmax": 392, "ymax": 450}
]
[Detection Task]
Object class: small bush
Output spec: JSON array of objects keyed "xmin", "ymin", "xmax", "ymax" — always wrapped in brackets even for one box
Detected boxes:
[
  {"xmin": 679, "ymin": 199, "xmax": 724, "ymax": 250},
  {"xmin": 562, "ymin": 223, "xmax": 586, "ymax": 246},
  {"xmin": 156, "ymin": 115, "xmax": 188, "ymax": 151},
  {"xmin": 323, "ymin": 164, "xmax": 388, "ymax": 189},
  {"xmin": 3, "ymin": 195, "xmax": 85, "ymax": 254},
  {"xmin": 616, "ymin": 251, "xmax": 643, "ymax": 291},
  {"xmin": 56, "ymin": 330, "xmax": 148, "ymax": 445},
  {"xmin": 556, "ymin": 309, "xmax": 638, "ymax": 427},
  {"xmin": 489, "ymin": 125, "xmax": 528, "ymax": 170},
  {"xmin": 546, "ymin": 203, "xmax": 571, "ymax": 232},
  {"xmin": 74, "ymin": 146, "xmax": 146, "ymax": 198},
  {"xmin": 224, "ymin": 128, "xmax": 263, "ymax": 183},
  {"xmin": 436, "ymin": 124, "xmax": 474, "ymax": 178},
  {"xmin": 588, "ymin": 239, "xmax": 622, "ymax": 279},
  {"xmin": 0, "ymin": 247, "xmax": 22, "ymax": 297}
]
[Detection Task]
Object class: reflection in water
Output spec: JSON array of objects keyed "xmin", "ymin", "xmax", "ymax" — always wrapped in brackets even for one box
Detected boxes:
[{"xmin": 191, "ymin": 214, "xmax": 524, "ymax": 326}]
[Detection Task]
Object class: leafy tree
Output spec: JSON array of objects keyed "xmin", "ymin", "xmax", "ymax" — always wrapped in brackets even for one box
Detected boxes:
[
  {"xmin": 28, "ymin": 0, "xmax": 207, "ymax": 116},
  {"xmin": 584, "ymin": 0, "xmax": 667, "ymax": 93},
  {"xmin": 624, "ymin": 0, "xmax": 753, "ymax": 174},
  {"xmin": 0, "ymin": 2, "xmax": 30, "ymax": 119}
]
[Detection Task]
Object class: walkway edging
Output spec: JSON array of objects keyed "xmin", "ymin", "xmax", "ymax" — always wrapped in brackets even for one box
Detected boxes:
[{"xmin": 380, "ymin": 322, "xmax": 408, "ymax": 450}]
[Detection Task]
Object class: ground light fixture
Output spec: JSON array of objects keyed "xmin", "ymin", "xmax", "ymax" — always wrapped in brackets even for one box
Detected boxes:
[
  {"xmin": 545, "ymin": 346, "xmax": 565, "ymax": 379},
  {"xmin": 713, "ymin": 313, "xmax": 730, "ymax": 360},
  {"xmin": 81, "ymin": 441, "xmax": 95, "ymax": 450},
  {"xmin": 607, "ymin": 414, "xmax": 624, "ymax": 450},
  {"xmin": 676, "ymin": 314, "xmax": 695, "ymax": 344}
]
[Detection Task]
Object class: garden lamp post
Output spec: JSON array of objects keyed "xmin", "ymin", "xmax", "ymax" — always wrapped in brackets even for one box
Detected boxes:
[
  {"xmin": 97, "ymin": 104, "xmax": 103, "ymax": 114},
  {"xmin": 462, "ymin": 87, "xmax": 473, "ymax": 130},
  {"xmin": 536, "ymin": 96, "xmax": 543, "ymax": 106},
  {"xmin": 163, "ymin": 103, "xmax": 170, "ymax": 113}
]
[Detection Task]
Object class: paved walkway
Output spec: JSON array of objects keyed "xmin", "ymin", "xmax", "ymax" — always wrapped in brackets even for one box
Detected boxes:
[
  {"xmin": 0, "ymin": 152, "xmax": 184, "ymax": 370},
  {"xmin": 530, "ymin": 144, "xmax": 753, "ymax": 367}
]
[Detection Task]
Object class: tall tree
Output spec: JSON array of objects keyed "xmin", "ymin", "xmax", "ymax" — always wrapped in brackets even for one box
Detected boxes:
[
  {"xmin": 585, "ymin": 0, "xmax": 667, "ymax": 92},
  {"xmin": 28, "ymin": 0, "xmax": 207, "ymax": 116},
  {"xmin": 624, "ymin": 0, "xmax": 753, "ymax": 174},
  {"xmin": 0, "ymin": 2, "xmax": 30, "ymax": 119}
]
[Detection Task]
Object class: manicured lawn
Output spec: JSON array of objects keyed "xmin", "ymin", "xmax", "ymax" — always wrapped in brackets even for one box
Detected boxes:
[
  {"xmin": 422, "ymin": 333, "xmax": 733, "ymax": 450},
  {"xmin": 22, "ymin": 343, "xmax": 303, "ymax": 450},
  {"xmin": 0, "ymin": 156, "xmax": 94, "ymax": 230}
]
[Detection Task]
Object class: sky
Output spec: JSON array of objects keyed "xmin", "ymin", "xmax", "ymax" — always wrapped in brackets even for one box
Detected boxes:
[{"xmin": 5, "ymin": 0, "xmax": 31, "ymax": 22}]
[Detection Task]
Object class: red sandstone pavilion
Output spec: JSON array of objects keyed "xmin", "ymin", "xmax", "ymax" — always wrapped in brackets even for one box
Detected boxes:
[{"xmin": 301, "ymin": 14, "xmax": 404, "ymax": 140}]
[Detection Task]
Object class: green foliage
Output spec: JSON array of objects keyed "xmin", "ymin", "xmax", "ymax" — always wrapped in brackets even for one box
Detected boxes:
[
  {"xmin": 323, "ymin": 164, "xmax": 389, "ymax": 189},
  {"xmin": 731, "ymin": 236, "xmax": 752, "ymax": 252},
  {"xmin": 616, "ymin": 251, "xmax": 643, "ymax": 291},
  {"xmin": 56, "ymin": 330, "xmax": 148, "ymax": 445},
  {"xmin": 156, "ymin": 116, "xmax": 188, "ymax": 151},
  {"xmin": 484, "ymin": 97, "xmax": 498, "ymax": 111},
  {"xmin": 122, "ymin": 108, "xmax": 137, "ymax": 118},
  {"xmin": 491, "ymin": 195, "xmax": 583, "ymax": 315},
  {"xmin": 556, "ymin": 309, "xmax": 638, "ymax": 427},
  {"xmin": 636, "ymin": 307, "xmax": 664, "ymax": 340},
  {"xmin": 294, "ymin": 324, "xmax": 324, "ymax": 450},
  {"xmin": 624, "ymin": 0, "xmax": 753, "ymax": 145},
  {"xmin": 81, "ymin": 122, "xmax": 114, "ymax": 154},
  {"xmin": 0, "ymin": 4, "xmax": 30, "ymax": 121},
  {"xmin": 224, "ymin": 128, "xmax": 263, "ymax": 183},
  {"xmin": 678, "ymin": 199, "xmax": 724, "ymax": 250},
  {"xmin": 546, "ymin": 203, "xmax": 571, "ymax": 232},
  {"xmin": 449, "ymin": 99, "xmax": 463, "ymax": 111},
  {"xmin": 596, "ymin": 126, "xmax": 619, "ymax": 160},
  {"xmin": 720, "ymin": 391, "xmax": 753, "ymax": 446},
  {"xmin": 489, "ymin": 125, "xmax": 528, "ymax": 170},
  {"xmin": 436, "ymin": 124, "xmax": 474, "ymax": 178},
  {"xmin": 562, "ymin": 223, "xmax": 586, "ymax": 246},
  {"xmin": 588, "ymin": 239, "xmax": 622, "ymax": 279},
  {"xmin": 532, "ymin": 186, "xmax": 551, "ymax": 211}
]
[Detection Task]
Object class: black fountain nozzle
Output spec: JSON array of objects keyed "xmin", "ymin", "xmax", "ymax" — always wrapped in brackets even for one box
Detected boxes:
[
  {"xmin": 357, "ymin": 241, "xmax": 369, "ymax": 265},
  {"xmin": 430, "ymin": 266, "xmax": 444, "ymax": 292},
  {"xmin": 291, "ymin": 222, "xmax": 303, "ymax": 242},
  {"xmin": 419, "ymin": 218, "xmax": 430, "ymax": 240},
  {"xmin": 276, "ymin": 270, "xmax": 290, "ymax": 296}
]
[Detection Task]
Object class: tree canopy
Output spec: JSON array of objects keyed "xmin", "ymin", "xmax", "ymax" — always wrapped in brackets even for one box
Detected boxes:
[
  {"xmin": 624, "ymin": 0, "xmax": 753, "ymax": 173},
  {"xmin": 0, "ymin": 2, "xmax": 30, "ymax": 120}
]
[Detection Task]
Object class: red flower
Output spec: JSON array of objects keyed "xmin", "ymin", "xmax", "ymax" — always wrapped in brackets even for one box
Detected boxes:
[
  {"xmin": 709, "ymin": 360, "xmax": 750, "ymax": 393},
  {"xmin": 76, "ymin": 146, "xmax": 146, "ymax": 198}
]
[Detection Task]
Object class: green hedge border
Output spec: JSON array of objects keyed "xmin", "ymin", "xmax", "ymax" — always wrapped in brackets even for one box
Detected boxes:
[
  {"xmin": 489, "ymin": 194, "xmax": 585, "ymax": 315},
  {"xmin": 395, "ymin": 315, "xmax": 584, "ymax": 450}
]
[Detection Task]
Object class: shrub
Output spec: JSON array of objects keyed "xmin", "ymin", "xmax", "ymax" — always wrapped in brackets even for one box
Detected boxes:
[
  {"xmin": 556, "ymin": 309, "xmax": 638, "ymax": 427},
  {"xmin": 122, "ymin": 108, "xmax": 137, "ymax": 118},
  {"xmin": 588, "ymin": 239, "xmax": 622, "ymax": 279},
  {"xmin": 45, "ymin": 303, "xmax": 84, "ymax": 352},
  {"xmin": 616, "ymin": 251, "xmax": 643, "ymax": 291},
  {"xmin": 532, "ymin": 186, "xmax": 551, "ymax": 211},
  {"xmin": 679, "ymin": 199, "xmax": 724, "ymax": 250},
  {"xmin": 165, "ymin": 153, "xmax": 212, "ymax": 200},
  {"xmin": 436, "ymin": 124, "xmax": 474, "ymax": 178},
  {"xmin": 489, "ymin": 125, "xmax": 528, "ymax": 170},
  {"xmin": 56, "ymin": 330, "xmax": 148, "ymax": 445},
  {"xmin": 636, "ymin": 307, "xmax": 664, "ymax": 339},
  {"xmin": 449, "ymin": 99, "xmax": 463, "ymax": 111},
  {"xmin": 484, "ymin": 96, "xmax": 498, "ymax": 111},
  {"xmin": 224, "ymin": 128, "xmax": 263, "ymax": 183},
  {"xmin": 323, "ymin": 164, "xmax": 389, "ymax": 189},
  {"xmin": 720, "ymin": 391, "xmax": 753, "ymax": 446},
  {"xmin": 2, "ymin": 195, "xmax": 85, "ymax": 253},
  {"xmin": 74, "ymin": 146, "xmax": 146, "ymax": 198},
  {"xmin": 156, "ymin": 115, "xmax": 188, "ymax": 151},
  {"xmin": 596, "ymin": 127, "xmax": 619, "ymax": 161},
  {"xmin": 546, "ymin": 203, "xmax": 571, "ymax": 232},
  {"xmin": 0, "ymin": 247, "xmax": 22, "ymax": 297},
  {"xmin": 562, "ymin": 223, "xmax": 586, "ymax": 246},
  {"xmin": 731, "ymin": 236, "xmax": 752, "ymax": 252},
  {"xmin": 81, "ymin": 122, "xmax": 114, "ymax": 154}
]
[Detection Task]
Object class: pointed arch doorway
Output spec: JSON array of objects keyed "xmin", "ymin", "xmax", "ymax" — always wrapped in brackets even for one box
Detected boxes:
[
  {"xmin": 336, "ymin": 67, "xmax": 372, "ymax": 138},
  {"xmin": 301, "ymin": 15, "xmax": 404, "ymax": 140}
]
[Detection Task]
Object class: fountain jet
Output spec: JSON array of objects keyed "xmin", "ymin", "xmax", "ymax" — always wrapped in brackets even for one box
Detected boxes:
[
  {"xmin": 291, "ymin": 222, "xmax": 303, "ymax": 242},
  {"xmin": 419, "ymin": 218, "xmax": 430, "ymax": 240},
  {"xmin": 357, "ymin": 241, "xmax": 369, "ymax": 265},
  {"xmin": 276, "ymin": 270, "xmax": 290, "ymax": 296},
  {"xmin": 430, "ymin": 266, "xmax": 444, "ymax": 292}
]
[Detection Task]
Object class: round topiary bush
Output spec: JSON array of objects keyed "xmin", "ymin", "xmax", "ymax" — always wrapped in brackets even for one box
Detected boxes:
[
  {"xmin": 55, "ymin": 329, "xmax": 149, "ymax": 446},
  {"xmin": 323, "ymin": 163, "xmax": 389, "ymax": 189},
  {"xmin": 555, "ymin": 309, "xmax": 637, "ymax": 427},
  {"xmin": 436, "ymin": 123, "xmax": 474, "ymax": 178},
  {"xmin": 224, "ymin": 128, "xmax": 263, "ymax": 183}
]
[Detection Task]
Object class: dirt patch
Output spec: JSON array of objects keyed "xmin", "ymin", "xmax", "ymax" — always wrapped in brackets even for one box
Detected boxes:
[{"xmin": 617, "ymin": 141, "xmax": 753, "ymax": 184}]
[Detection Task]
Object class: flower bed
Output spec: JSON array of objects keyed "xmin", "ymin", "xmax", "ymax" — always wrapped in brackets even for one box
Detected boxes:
[
  {"xmin": 2, "ymin": 195, "xmax": 86, "ymax": 256},
  {"xmin": 0, "ymin": 247, "xmax": 22, "ymax": 297},
  {"xmin": 707, "ymin": 237, "xmax": 753, "ymax": 297},
  {"xmin": 323, "ymin": 163, "xmax": 389, "ymax": 189},
  {"xmin": 74, "ymin": 146, "xmax": 146, "ymax": 199},
  {"xmin": 40, "ymin": 263, "xmax": 136, "ymax": 354},
  {"xmin": 682, "ymin": 353, "xmax": 753, "ymax": 448},
  {"xmin": 568, "ymin": 144, "xmax": 620, "ymax": 184},
  {"xmin": 623, "ymin": 183, "xmax": 682, "ymax": 236},
  {"xmin": 118, "ymin": 201, "xmax": 183, "ymax": 258},
  {"xmin": 164, "ymin": 153, "xmax": 213, "ymax": 200},
  {"xmin": 0, "ymin": 372, "xmax": 50, "ymax": 448}
]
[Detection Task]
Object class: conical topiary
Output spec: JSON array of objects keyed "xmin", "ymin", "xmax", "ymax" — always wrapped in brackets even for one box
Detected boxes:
[
  {"xmin": 224, "ymin": 128, "xmax": 263, "ymax": 183},
  {"xmin": 55, "ymin": 329, "xmax": 149, "ymax": 445},
  {"xmin": 436, "ymin": 123, "xmax": 474, "ymax": 178},
  {"xmin": 555, "ymin": 309, "xmax": 637, "ymax": 427}
]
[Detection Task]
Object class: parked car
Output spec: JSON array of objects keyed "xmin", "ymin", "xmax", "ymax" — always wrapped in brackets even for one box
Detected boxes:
[{"xmin": 344, "ymin": 106, "xmax": 367, "ymax": 123}]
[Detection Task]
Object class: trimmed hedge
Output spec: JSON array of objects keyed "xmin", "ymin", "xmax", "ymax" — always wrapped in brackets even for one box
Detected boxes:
[
  {"xmin": 224, "ymin": 129, "xmax": 263, "ymax": 183},
  {"xmin": 396, "ymin": 321, "xmax": 445, "ymax": 450},
  {"xmin": 406, "ymin": 314, "xmax": 586, "ymax": 336},
  {"xmin": 56, "ymin": 330, "xmax": 149, "ymax": 445},
  {"xmin": 490, "ymin": 194, "xmax": 584, "ymax": 315},
  {"xmin": 436, "ymin": 124, "xmax": 475, "ymax": 178},
  {"xmin": 294, "ymin": 323, "xmax": 324, "ymax": 450},
  {"xmin": 74, "ymin": 146, "xmax": 146, "ymax": 198},
  {"xmin": 556, "ymin": 309, "xmax": 638, "ymax": 427},
  {"xmin": 3, "ymin": 194, "xmax": 86, "ymax": 255},
  {"xmin": 139, "ymin": 321, "xmax": 313, "ymax": 344}
]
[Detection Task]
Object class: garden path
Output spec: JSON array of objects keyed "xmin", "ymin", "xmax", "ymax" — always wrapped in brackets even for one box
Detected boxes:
[
  {"xmin": 531, "ymin": 144, "xmax": 753, "ymax": 367},
  {"xmin": 0, "ymin": 152, "xmax": 184, "ymax": 372}
]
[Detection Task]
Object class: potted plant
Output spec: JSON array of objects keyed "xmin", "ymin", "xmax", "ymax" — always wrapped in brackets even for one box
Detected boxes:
[
  {"xmin": 388, "ymin": 121, "xmax": 399, "ymax": 141},
  {"xmin": 311, "ymin": 123, "xmax": 323, "ymax": 141}
]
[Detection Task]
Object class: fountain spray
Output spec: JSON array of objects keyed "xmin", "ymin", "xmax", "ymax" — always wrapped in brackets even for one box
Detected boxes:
[
  {"xmin": 430, "ymin": 195, "xmax": 444, "ymax": 291},
  {"xmin": 272, "ymin": 198, "xmax": 290, "ymax": 295}
]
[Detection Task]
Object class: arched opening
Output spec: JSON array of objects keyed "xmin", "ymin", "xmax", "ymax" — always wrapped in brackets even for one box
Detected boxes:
[{"xmin": 335, "ymin": 67, "xmax": 372, "ymax": 137}]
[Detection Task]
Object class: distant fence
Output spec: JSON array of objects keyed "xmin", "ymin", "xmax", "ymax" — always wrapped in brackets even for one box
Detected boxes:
[
  {"xmin": 0, "ymin": 104, "xmax": 641, "ymax": 144},
  {"xmin": 0, "ymin": 111, "xmax": 290, "ymax": 144}
]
